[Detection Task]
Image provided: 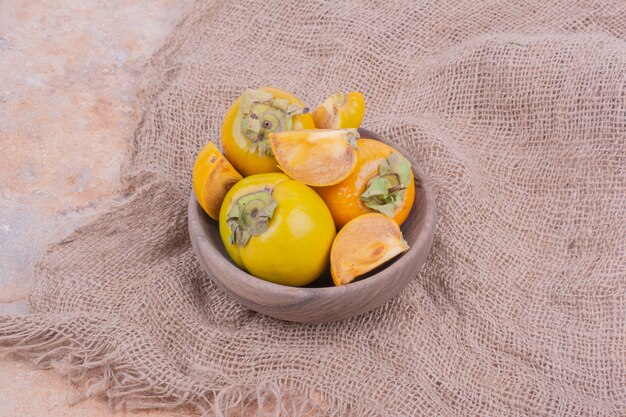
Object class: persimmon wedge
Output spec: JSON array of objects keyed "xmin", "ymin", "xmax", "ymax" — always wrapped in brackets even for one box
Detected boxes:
[
  {"xmin": 268, "ymin": 128, "xmax": 359, "ymax": 186},
  {"xmin": 312, "ymin": 92, "xmax": 365, "ymax": 129},
  {"xmin": 192, "ymin": 142, "xmax": 243, "ymax": 220},
  {"xmin": 330, "ymin": 213, "xmax": 409, "ymax": 286}
]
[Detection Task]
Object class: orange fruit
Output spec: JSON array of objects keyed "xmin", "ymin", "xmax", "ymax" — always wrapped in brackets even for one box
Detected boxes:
[
  {"xmin": 268, "ymin": 128, "xmax": 359, "ymax": 186},
  {"xmin": 330, "ymin": 213, "xmax": 409, "ymax": 286},
  {"xmin": 221, "ymin": 86, "xmax": 315, "ymax": 177},
  {"xmin": 311, "ymin": 92, "xmax": 365, "ymax": 129},
  {"xmin": 192, "ymin": 142, "xmax": 243, "ymax": 220},
  {"xmin": 314, "ymin": 138, "xmax": 415, "ymax": 229}
]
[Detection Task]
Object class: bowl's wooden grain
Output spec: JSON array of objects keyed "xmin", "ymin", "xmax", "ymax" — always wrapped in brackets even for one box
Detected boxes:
[{"xmin": 188, "ymin": 128, "xmax": 436, "ymax": 323}]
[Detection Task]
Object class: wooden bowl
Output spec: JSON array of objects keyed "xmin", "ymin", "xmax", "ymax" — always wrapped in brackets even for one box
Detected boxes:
[{"xmin": 188, "ymin": 128, "xmax": 436, "ymax": 323}]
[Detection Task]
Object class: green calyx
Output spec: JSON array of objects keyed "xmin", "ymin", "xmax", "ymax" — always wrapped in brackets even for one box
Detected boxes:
[
  {"xmin": 227, "ymin": 189, "xmax": 278, "ymax": 247},
  {"xmin": 360, "ymin": 152, "xmax": 411, "ymax": 217},
  {"xmin": 239, "ymin": 88, "xmax": 308, "ymax": 157}
]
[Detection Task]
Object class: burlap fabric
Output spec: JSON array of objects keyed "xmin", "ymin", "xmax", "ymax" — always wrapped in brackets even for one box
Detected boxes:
[{"xmin": 2, "ymin": 1, "xmax": 625, "ymax": 415}]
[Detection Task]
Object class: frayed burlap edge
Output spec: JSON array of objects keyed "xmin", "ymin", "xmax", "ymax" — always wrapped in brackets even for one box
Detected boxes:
[{"xmin": 1, "ymin": 313, "xmax": 349, "ymax": 417}]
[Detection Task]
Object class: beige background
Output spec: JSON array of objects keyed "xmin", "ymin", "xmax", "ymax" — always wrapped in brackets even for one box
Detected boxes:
[{"xmin": 0, "ymin": 1, "xmax": 188, "ymax": 415}]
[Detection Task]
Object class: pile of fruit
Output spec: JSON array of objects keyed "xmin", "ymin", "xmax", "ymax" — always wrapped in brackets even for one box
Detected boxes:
[{"xmin": 193, "ymin": 87, "xmax": 414, "ymax": 287}]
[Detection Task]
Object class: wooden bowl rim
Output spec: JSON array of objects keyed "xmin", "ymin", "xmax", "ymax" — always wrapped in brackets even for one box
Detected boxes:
[{"xmin": 188, "ymin": 128, "xmax": 436, "ymax": 299}]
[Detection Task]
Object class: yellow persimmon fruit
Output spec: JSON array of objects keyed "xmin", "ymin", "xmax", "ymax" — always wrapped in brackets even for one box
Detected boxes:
[
  {"xmin": 192, "ymin": 142, "xmax": 243, "ymax": 220},
  {"xmin": 268, "ymin": 128, "xmax": 359, "ymax": 187},
  {"xmin": 311, "ymin": 92, "xmax": 365, "ymax": 129},
  {"xmin": 219, "ymin": 173, "xmax": 336, "ymax": 286},
  {"xmin": 330, "ymin": 213, "xmax": 409, "ymax": 286},
  {"xmin": 221, "ymin": 86, "xmax": 315, "ymax": 177}
]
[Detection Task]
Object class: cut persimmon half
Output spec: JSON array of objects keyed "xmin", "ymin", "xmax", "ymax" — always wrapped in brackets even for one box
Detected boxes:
[
  {"xmin": 330, "ymin": 213, "xmax": 409, "ymax": 286},
  {"xmin": 192, "ymin": 142, "xmax": 243, "ymax": 220},
  {"xmin": 268, "ymin": 128, "xmax": 359, "ymax": 186}
]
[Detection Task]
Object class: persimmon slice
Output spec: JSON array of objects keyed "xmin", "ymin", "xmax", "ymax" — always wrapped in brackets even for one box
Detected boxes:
[
  {"xmin": 311, "ymin": 92, "xmax": 365, "ymax": 129},
  {"xmin": 330, "ymin": 213, "xmax": 409, "ymax": 286},
  {"xmin": 192, "ymin": 142, "xmax": 243, "ymax": 220},
  {"xmin": 268, "ymin": 128, "xmax": 359, "ymax": 186}
]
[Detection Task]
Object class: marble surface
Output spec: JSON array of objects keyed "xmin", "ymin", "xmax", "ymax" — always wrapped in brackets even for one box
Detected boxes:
[
  {"xmin": 0, "ymin": 359, "xmax": 186, "ymax": 417},
  {"xmin": 1, "ymin": 1, "xmax": 189, "ymax": 415},
  {"xmin": 0, "ymin": 0, "xmax": 184, "ymax": 312}
]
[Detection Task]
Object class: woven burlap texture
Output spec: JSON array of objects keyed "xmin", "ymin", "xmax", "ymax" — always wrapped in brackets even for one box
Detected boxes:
[{"xmin": 2, "ymin": 1, "xmax": 625, "ymax": 416}]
